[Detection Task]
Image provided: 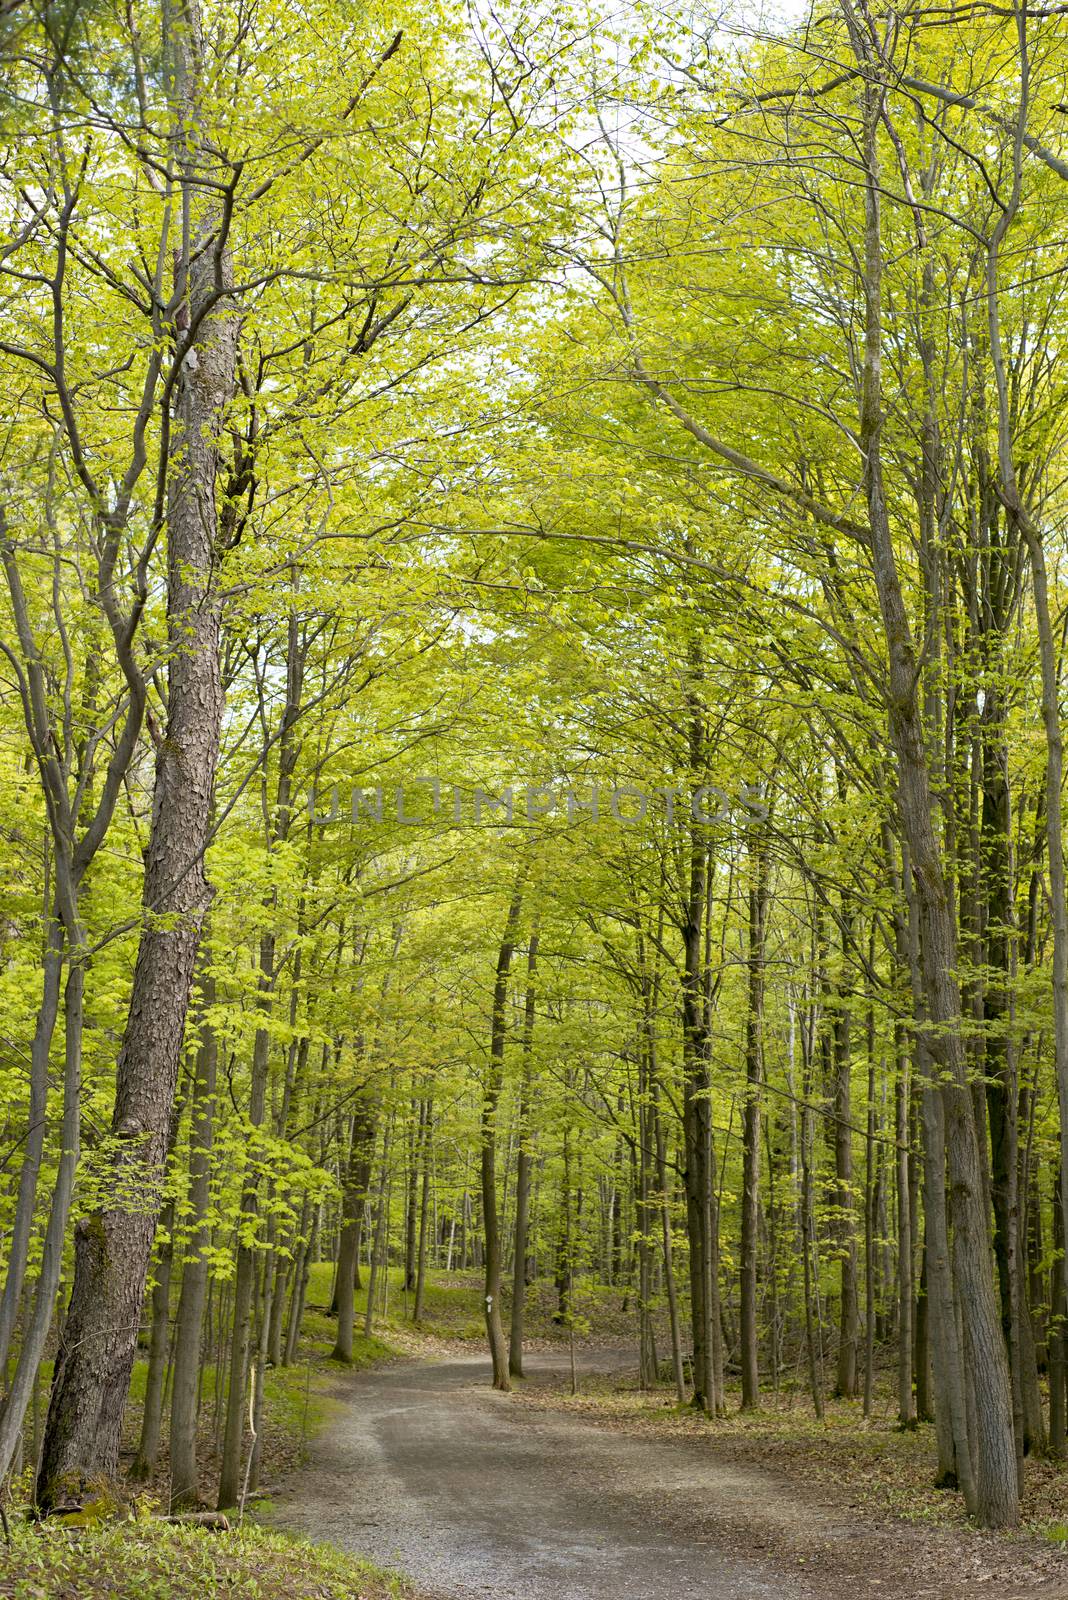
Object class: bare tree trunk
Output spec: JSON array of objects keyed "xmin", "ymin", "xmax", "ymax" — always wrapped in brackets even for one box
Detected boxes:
[
  {"xmin": 216, "ymin": 933, "xmax": 279, "ymax": 1511},
  {"xmin": 284, "ymin": 1236, "xmax": 311, "ymax": 1368},
  {"xmin": 331, "ymin": 1101, "xmax": 376, "ymax": 1362},
  {"xmin": 132, "ymin": 1197, "xmax": 176, "ymax": 1481},
  {"xmin": 681, "ymin": 819, "xmax": 713, "ymax": 1413},
  {"xmin": 509, "ymin": 933, "xmax": 538, "ymax": 1377},
  {"xmin": 922, "ymin": 1076, "xmax": 976, "ymax": 1506},
  {"xmin": 133, "ymin": 1088, "xmax": 189, "ymax": 1483},
  {"xmin": 972, "ymin": 13, "xmax": 1068, "ymax": 1452},
  {"xmin": 403, "ymin": 1100, "xmax": 418, "ymax": 1296},
  {"xmin": 1020, "ymin": 529, "xmax": 1068, "ymax": 1434},
  {"xmin": 267, "ymin": 1252, "xmax": 291, "ymax": 1370},
  {"xmin": 636, "ymin": 1039, "xmax": 657, "ymax": 1390},
  {"xmin": 896, "ymin": 1042, "xmax": 915, "ymax": 1428},
  {"xmin": 363, "ymin": 1115, "xmax": 393, "ymax": 1339},
  {"xmin": 169, "ymin": 985, "xmax": 217, "ymax": 1509},
  {"xmin": 413, "ymin": 1096, "xmax": 432, "ymax": 1323},
  {"xmin": 37, "ymin": 27, "xmax": 237, "ymax": 1493},
  {"xmin": 653, "ymin": 1072, "xmax": 686, "ymax": 1404},
  {"xmin": 0, "ymin": 916, "xmax": 63, "ymax": 1376},
  {"xmin": 842, "ymin": 35, "xmax": 1017, "ymax": 1524},
  {"xmin": 740, "ymin": 822, "xmax": 768, "ymax": 1410},
  {"xmin": 862, "ymin": 994, "xmax": 877, "ymax": 1419},
  {"xmin": 217, "ymin": 608, "xmax": 307, "ymax": 1504},
  {"xmin": 1051, "ymin": 1174, "xmax": 1067, "ymax": 1457},
  {"xmin": 832, "ymin": 880, "xmax": 859, "ymax": 1401},
  {"xmin": 482, "ymin": 888, "xmax": 522, "ymax": 1391},
  {"xmin": 899, "ymin": 840, "xmax": 977, "ymax": 1504},
  {"xmin": 799, "ymin": 974, "xmax": 824, "ymax": 1421},
  {"xmin": 0, "ymin": 939, "xmax": 83, "ymax": 1483}
]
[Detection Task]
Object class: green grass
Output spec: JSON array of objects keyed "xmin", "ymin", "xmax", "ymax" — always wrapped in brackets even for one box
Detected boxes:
[
  {"xmin": 302, "ymin": 1260, "xmax": 491, "ymax": 1344},
  {"xmin": 311, "ymin": 1258, "xmax": 604, "ymax": 1346},
  {"xmin": 0, "ymin": 1517, "xmax": 406, "ymax": 1600}
]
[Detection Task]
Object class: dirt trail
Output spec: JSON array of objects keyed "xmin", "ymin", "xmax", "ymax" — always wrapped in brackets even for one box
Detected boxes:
[{"xmin": 267, "ymin": 1349, "xmax": 1068, "ymax": 1600}]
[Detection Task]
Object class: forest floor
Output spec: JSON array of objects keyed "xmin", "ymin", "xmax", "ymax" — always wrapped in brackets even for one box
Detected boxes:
[
  {"xmin": 8, "ymin": 1273, "xmax": 1068, "ymax": 1597},
  {"xmin": 265, "ymin": 1310, "xmax": 1068, "ymax": 1600},
  {"xmin": 504, "ymin": 1355, "xmax": 1068, "ymax": 1598},
  {"xmin": 0, "ymin": 1266, "xmax": 575, "ymax": 1597}
]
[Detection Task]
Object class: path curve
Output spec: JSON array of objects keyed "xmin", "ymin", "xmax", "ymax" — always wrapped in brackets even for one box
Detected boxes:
[{"xmin": 268, "ymin": 1348, "xmax": 812, "ymax": 1600}]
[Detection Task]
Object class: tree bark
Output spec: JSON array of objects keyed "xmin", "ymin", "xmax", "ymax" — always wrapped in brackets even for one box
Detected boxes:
[
  {"xmin": 36, "ymin": 24, "xmax": 237, "ymax": 1495},
  {"xmin": 482, "ymin": 887, "xmax": 522, "ymax": 1391},
  {"xmin": 132, "ymin": 1198, "xmax": 176, "ymax": 1481},
  {"xmin": 1051, "ymin": 1174, "xmax": 1067, "ymax": 1456},
  {"xmin": 681, "ymin": 813, "xmax": 714, "ymax": 1413},
  {"xmin": 831, "ymin": 865, "xmax": 859, "ymax": 1401},
  {"xmin": 896, "ymin": 1039, "xmax": 916, "ymax": 1428},
  {"xmin": 509, "ymin": 932, "xmax": 538, "ymax": 1377},
  {"xmin": 844, "ymin": 36, "xmax": 1017, "ymax": 1524},
  {"xmin": 331, "ymin": 1100, "xmax": 377, "ymax": 1362},
  {"xmin": 0, "ymin": 940, "xmax": 84, "ymax": 1484},
  {"xmin": 413, "ymin": 1096, "xmax": 432, "ymax": 1323},
  {"xmin": 169, "ymin": 982, "xmax": 217, "ymax": 1510},
  {"xmin": 0, "ymin": 916, "xmax": 63, "ymax": 1377},
  {"xmin": 740, "ymin": 822, "xmax": 768, "ymax": 1410}
]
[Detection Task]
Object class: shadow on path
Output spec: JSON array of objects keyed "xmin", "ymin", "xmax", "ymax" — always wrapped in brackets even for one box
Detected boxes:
[{"xmin": 267, "ymin": 1347, "xmax": 810, "ymax": 1600}]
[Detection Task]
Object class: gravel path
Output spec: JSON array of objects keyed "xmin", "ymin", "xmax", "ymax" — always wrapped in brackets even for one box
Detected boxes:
[
  {"xmin": 267, "ymin": 1348, "xmax": 1068, "ymax": 1600},
  {"xmin": 268, "ymin": 1348, "xmax": 813, "ymax": 1600}
]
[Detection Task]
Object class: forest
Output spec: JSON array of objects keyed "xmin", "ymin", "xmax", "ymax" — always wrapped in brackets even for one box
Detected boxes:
[{"xmin": 3, "ymin": 0, "xmax": 1068, "ymax": 1595}]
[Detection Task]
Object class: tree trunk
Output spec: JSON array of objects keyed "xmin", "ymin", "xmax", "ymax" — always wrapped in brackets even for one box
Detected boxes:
[
  {"xmin": 863, "ymin": 1020, "xmax": 877, "ymax": 1419},
  {"xmin": 832, "ymin": 886, "xmax": 859, "ymax": 1401},
  {"xmin": 681, "ymin": 817, "xmax": 714, "ymax": 1413},
  {"xmin": 216, "ymin": 951, "xmax": 273, "ymax": 1509},
  {"xmin": 1020, "ymin": 528, "xmax": 1068, "ymax": 1448},
  {"xmin": 896, "ymin": 1043, "xmax": 915, "ymax": 1427},
  {"xmin": 1051, "ymin": 1174, "xmax": 1067, "ymax": 1456},
  {"xmin": 363, "ymin": 1114, "xmax": 393, "ymax": 1339},
  {"xmin": 653, "ymin": 1069, "xmax": 686, "ymax": 1404},
  {"xmin": 169, "ymin": 987, "xmax": 217, "ymax": 1510},
  {"xmin": 740, "ymin": 822, "xmax": 768, "ymax": 1410},
  {"xmin": 482, "ymin": 888, "xmax": 522, "ymax": 1391},
  {"xmin": 283, "ymin": 1194, "xmax": 314, "ymax": 1369},
  {"xmin": 935, "ymin": 1197, "xmax": 971, "ymax": 1493},
  {"xmin": 799, "ymin": 981, "xmax": 824, "ymax": 1420},
  {"xmin": 413, "ymin": 1097, "xmax": 432, "ymax": 1323},
  {"xmin": 0, "ymin": 942, "xmax": 84, "ymax": 1484},
  {"xmin": 0, "ymin": 916, "xmax": 63, "ymax": 1377},
  {"xmin": 403, "ymin": 1100, "xmax": 418, "ymax": 1295},
  {"xmin": 331, "ymin": 1100, "xmax": 376, "ymax": 1362},
  {"xmin": 132, "ymin": 1199, "xmax": 176, "ymax": 1481},
  {"xmin": 847, "ymin": 50, "xmax": 1017, "ymax": 1526},
  {"xmin": 36, "ymin": 48, "xmax": 236, "ymax": 1495},
  {"xmin": 509, "ymin": 933, "xmax": 538, "ymax": 1376}
]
